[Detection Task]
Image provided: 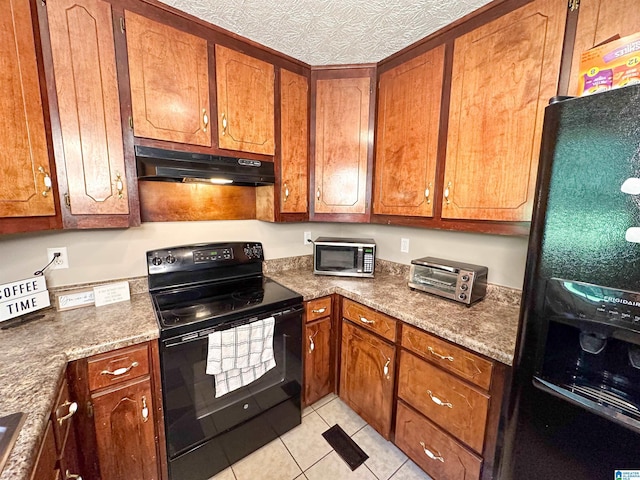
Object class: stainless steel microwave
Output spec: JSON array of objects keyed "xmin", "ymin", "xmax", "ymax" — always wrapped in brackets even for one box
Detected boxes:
[
  {"xmin": 408, "ymin": 257, "xmax": 488, "ymax": 305},
  {"xmin": 313, "ymin": 237, "xmax": 375, "ymax": 278}
]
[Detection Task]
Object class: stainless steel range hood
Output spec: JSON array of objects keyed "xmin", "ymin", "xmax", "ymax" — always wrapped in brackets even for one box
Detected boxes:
[{"xmin": 135, "ymin": 146, "xmax": 275, "ymax": 186}]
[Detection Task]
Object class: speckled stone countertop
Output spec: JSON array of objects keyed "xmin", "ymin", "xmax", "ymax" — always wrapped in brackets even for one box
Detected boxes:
[
  {"xmin": 266, "ymin": 256, "xmax": 522, "ymax": 366},
  {"xmin": 0, "ymin": 257, "xmax": 521, "ymax": 479},
  {"xmin": 0, "ymin": 288, "xmax": 158, "ymax": 480}
]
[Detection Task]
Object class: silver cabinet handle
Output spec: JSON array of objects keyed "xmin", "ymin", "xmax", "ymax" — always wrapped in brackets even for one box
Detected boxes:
[
  {"xmin": 427, "ymin": 390, "xmax": 453, "ymax": 408},
  {"xmin": 283, "ymin": 182, "xmax": 289, "ymax": 202},
  {"xmin": 428, "ymin": 346, "xmax": 454, "ymax": 362},
  {"xmin": 425, "ymin": 182, "xmax": 432, "ymax": 204},
  {"xmin": 312, "ymin": 307, "xmax": 326, "ymax": 314},
  {"xmin": 316, "ymin": 188, "xmax": 321, "ymax": 200},
  {"xmin": 100, "ymin": 361, "xmax": 139, "ymax": 376},
  {"xmin": 202, "ymin": 108, "xmax": 209, "ymax": 132},
  {"xmin": 65, "ymin": 470, "xmax": 83, "ymax": 480},
  {"xmin": 444, "ymin": 181, "xmax": 452, "ymax": 205},
  {"xmin": 221, "ymin": 113, "xmax": 228, "ymax": 135},
  {"xmin": 308, "ymin": 329, "xmax": 320, "ymax": 353},
  {"xmin": 383, "ymin": 358, "xmax": 390, "ymax": 378},
  {"xmin": 359, "ymin": 316, "xmax": 375, "ymax": 325},
  {"xmin": 115, "ymin": 173, "xmax": 124, "ymax": 199},
  {"xmin": 141, "ymin": 396, "xmax": 149, "ymax": 422},
  {"xmin": 419, "ymin": 441, "xmax": 444, "ymax": 463},
  {"xmin": 38, "ymin": 166, "xmax": 52, "ymax": 197},
  {"xmin": 56, "ymin": 401, "xmax": 78, "ymax": 425}
]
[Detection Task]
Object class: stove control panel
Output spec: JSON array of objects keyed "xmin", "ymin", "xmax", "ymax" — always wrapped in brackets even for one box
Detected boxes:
[
  {"xmin": 243, "ymin": 243, "xmax": 263, "ymax": 260},
  {"xmin": 194, "ymin": 247, "xmax": 234, "ymax": 263},
  {"xmin": 147, "ymin": 242, "xmax": 265, "ymax": 278}
]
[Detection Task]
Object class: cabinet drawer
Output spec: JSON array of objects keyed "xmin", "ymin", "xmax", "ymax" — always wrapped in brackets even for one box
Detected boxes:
[
  {"xmin": 342, "ymin": 298, "xmax": 397, "ymax": 342},
  {"xmin": 395, "ymin": 401, "xmax": 482, "ymax": 480},
  {"xmin": 306, "ymin": 296, "xmax": 332, "ymax": 322},
  {"xmin": 87, "ymin": 343, "xmax": 149, "ymax": 391},
  {"xmin": 402, "ymin": 324, "xmax": 493, "ymax": 390},
  {"xmin": 398, "ymin": 350, "xmax": 489, "ymax": 453}
]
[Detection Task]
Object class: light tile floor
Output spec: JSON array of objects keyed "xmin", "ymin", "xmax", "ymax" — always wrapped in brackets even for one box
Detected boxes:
[{"xmin": 210, "ymin": 394, "xmax": 433, "ymax": 480}]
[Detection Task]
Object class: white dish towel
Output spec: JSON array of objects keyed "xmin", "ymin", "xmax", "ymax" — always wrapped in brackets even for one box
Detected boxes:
[{"xmin": 206, "ymin": 316, "xmax": 276, "ymax": 398}]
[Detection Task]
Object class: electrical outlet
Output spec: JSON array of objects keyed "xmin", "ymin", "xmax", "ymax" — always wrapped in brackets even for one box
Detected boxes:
[
  {"xmin": 47, "ymin": 247, "xmax": 69, "ymax": 269},
  {"xmin": 304, "ymin": 231, "xmax": 312, "ymax": 245},
  {"xmin": 400, "ymin": 238, "xmax": 410, "ymax": 253}
]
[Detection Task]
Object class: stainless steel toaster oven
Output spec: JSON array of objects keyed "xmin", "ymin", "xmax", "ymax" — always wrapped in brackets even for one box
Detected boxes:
[{"xmin": 408, "ymin": 257, "xmax": 488, "ymax": 305}]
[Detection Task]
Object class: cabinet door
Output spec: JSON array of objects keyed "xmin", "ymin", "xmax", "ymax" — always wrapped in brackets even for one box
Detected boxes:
[
  {"xmin": 126, "ymin": 11, "xmax": 210, "ymax": 146},
  {"xmin": 568, "ymin": 0, "xmax": 640, "ymax": 95},
  {"xmin": 215, "ymin": 44, "xmax": 275, "ymax": 155},
  {"xmin": 374, "ymin": 46, "xmax": 445, "ymax": 217},
  {"xmin": 30, "ymin": 421, "xmax": 59, "ymax": 480},
  {"xmin": 280, "ymin": 69, "xmax": 308, "ymax": 213},
  {"xmin": 46, "ymin": 0, "xmax": 129, "ymax": 216},
  {"xmin": 339, "ymin": 320, "xmax": 395, "ymax": 438},
  {"xmin": 443, "ymin": 0, "xmax": 566, "ymax": 221},
  {"xmin": 92, "ymin": 377, "xmax": 158, "ymax": 480},
  {"xmin": 304, "ymin": 317, "xmax": 333, "ymax": 406},
  {"xmin": 313, "ymin": 76, "xmax": 371, "ymax": 215},
  {"xmin": 0, "ymin": 0, "xmax": 55, "ymax": 218}
]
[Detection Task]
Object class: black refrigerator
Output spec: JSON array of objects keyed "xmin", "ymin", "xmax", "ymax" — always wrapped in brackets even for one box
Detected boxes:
[{"xmin": 497, "ymin": 85, "xmax": 640, "ymax": 479}]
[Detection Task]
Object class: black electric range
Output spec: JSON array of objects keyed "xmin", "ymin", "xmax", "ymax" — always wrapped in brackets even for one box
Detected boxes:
[{"xmin": 146, "ymin": 242, "xmax": 303, "ymax": 480}]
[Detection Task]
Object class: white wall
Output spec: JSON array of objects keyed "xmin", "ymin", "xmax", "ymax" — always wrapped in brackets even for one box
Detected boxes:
[{"xmin": 0, "ymin": 221, "xmax": 529, "ymax": 289}]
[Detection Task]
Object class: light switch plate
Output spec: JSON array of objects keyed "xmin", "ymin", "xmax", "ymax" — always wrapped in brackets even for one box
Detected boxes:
[{"xmin": 400, "ymin": 238, "xmax": 410, "ymax": 253}]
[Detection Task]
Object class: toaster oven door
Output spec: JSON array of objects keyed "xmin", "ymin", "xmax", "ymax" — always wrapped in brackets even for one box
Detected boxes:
[{"xmin": 409, "ymin": 265, "xmax": 459, "ymax": 297}]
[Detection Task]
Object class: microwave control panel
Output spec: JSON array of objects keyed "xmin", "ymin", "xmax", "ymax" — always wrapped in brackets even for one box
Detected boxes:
[{"xmin": 362, "ymin": 247, "xmax": 374, "ymax": 273}]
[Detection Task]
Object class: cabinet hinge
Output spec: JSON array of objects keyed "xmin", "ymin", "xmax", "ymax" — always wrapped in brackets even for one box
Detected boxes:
[
  {"xmin": 568, "ymin": 0, "xmax": 580, "ymax": 11},
  {"xmin": 128, "ymin": 116, "xmax": 133, "ymax": 129},
  {"xmin": 64, "ymin": 193, "xmax": 71, "ymax": 209},
  {"xmin": 120, "ymin": 16, "xmax": 125, "ymax": 33},
  {"xmin": 40, "ymin": 0, "xmax": 46, "ymax": 6},
  {"xmin": 87, "ymin": 401, "xmax": 94, "ymax": 418}
]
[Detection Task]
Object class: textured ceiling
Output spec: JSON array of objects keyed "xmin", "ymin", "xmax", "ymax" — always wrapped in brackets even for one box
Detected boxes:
[{"xmin": 159, "ymin": 0, "xmax": 494, "ymax": 65}]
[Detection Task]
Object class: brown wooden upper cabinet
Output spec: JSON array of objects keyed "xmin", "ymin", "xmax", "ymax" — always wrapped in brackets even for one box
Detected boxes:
[
  {"xmin": 373, "ymin": 46, "xmax": 445, "ymax": 218},
  {"xmin": 0, "ymin": 0, "xmax": 56, "ymax": 219},
  {"xmin": 45, "ymin": 0, "xmax": 131, "ymax": 224},
  {"xmin": 280, "ymin": 69, "xmax": 309, "ymax": 214},
  {"xmin": 126, "ymin": 11, "xmax": 211, "ymax": 146},
  {"xmin": 311, "ymin": 69, "xmax": 374, "ymax": 219},
  {"xmin": 442, "ymin": 0, "xmax": 566, "ymax": 222},
  {"xmin": 568, "ymin": 0, "xmax": 640, "ymax": 96},
  {"xmin": 215, "ymin": 45, "xmax": 275, "ymax": 155}
]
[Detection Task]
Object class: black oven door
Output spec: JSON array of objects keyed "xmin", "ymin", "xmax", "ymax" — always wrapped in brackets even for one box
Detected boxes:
[{"xmin": 160, "ymin": 306, "xmax": 302, "ymax": 480}]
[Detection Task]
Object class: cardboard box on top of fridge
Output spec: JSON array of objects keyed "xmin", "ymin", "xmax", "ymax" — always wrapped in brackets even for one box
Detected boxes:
[{"xmin": 578, "ymin": 31, "xmax": 640, "ymax": 96}]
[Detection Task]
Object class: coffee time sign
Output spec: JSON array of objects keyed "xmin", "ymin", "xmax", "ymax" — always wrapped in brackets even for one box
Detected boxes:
[{"xmin": 0, "ymin": 277, "xmax": 50, "ymax": 322}]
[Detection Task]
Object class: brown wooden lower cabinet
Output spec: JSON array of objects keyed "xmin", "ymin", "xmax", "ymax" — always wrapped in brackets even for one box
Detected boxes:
[
  {"xmin": 339, "ymin": 319, "xmax": 395, "ymax": 439},
  {"xmin": 30, "ymin": 420, "xmax": 59, "ymax": 480},
  {"xmin": 67, "ymin": 341, "xmax": 164, "ymax": 480},
  {"xmin": 331, "ymin": 297, "xmax": 507, "ymax": 480},
  {"xmin": 92, "ymin": 376, "xmax": 158, "ymax": 479},
  {"xmin": 395, "ymin": 401, "xmax": 482, "ymax": 480},
  {"xmin": 304, "ymin": 316, "xmax": 334, "ymax": 406}
]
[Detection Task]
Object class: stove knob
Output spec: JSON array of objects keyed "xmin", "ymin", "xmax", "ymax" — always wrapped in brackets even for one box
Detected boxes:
[
  {"xmin": 165, "ymin": 254, "xmax": 176, "ymax": 264},
  {"xmin": 461, "ymin": 274, "xmax": 470, "ymax": 282},
  {"xmin": 459, "ymin": 293, "xmax": 467, "ymax": 300},
  {"xmin": 244, "ymin": 247, "xmax": 252, "ymax": 258},
  {"xmin": 152, "ymin": 256, "xmax": 163, "ymax": 266},
  {"xmin": 460, "ymin": 284, "xmax": 468, "ymax": 291}
]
